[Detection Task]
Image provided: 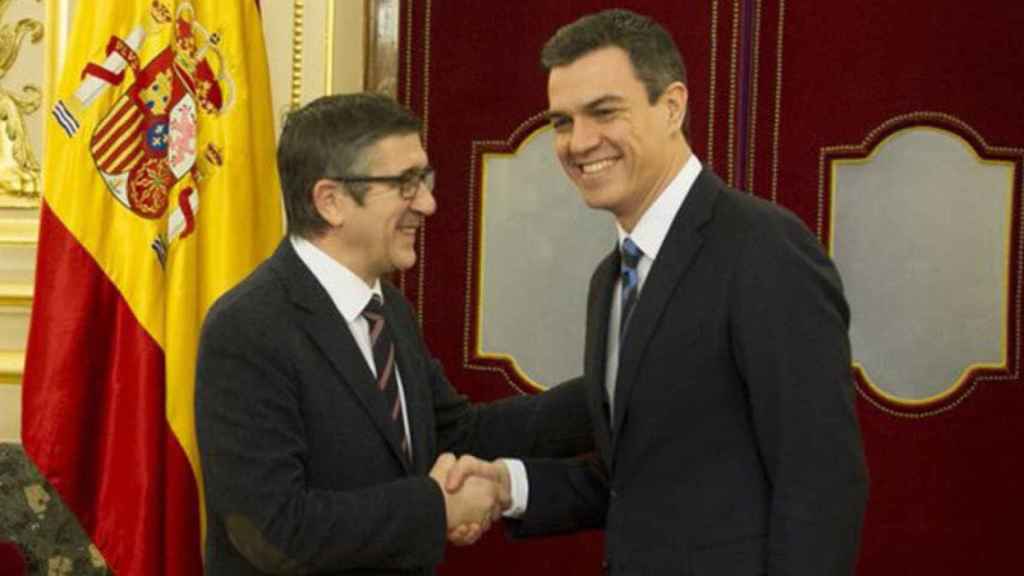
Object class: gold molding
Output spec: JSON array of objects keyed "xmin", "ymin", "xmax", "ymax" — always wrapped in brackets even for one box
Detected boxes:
[
  {"xmin": 769, "ymin": 0, "xmax": 785, "ymax": 202},
  {"xmin": 0, "ymin": 214, "xmax": 38, "ymax": 243},
  {"xmin": 726, "ymin": 0, "xmax": 739, "ymax": 186},
  {"xmin": 0, "ymin": 283, "xmax": 32, "ymax": 307},
  {"xmin": 290, "ymin": 0, "xmax": 304, "ymax": 108},
  {"xmin": 324, "ymin": 0, "xmax": 335, "ymax": 94},
  {"xmin": 706, "ymin": 0, "xmax": 718, "ymax": 169},
  {"xmin": 745, "ymin": 0, "xmax": 762, "ymax": 192},
  {"xmin": 0, "ymin": 349, "xmax": 24, "ymax": 385}
]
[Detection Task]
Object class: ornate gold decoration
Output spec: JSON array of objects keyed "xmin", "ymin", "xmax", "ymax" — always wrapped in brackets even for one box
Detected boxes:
[
  {"xmin": 769, "ymin": 0, "xmax": 785, "ymax": 202},
  {"xmin": 706, "ymin": 0, "xmax": 718, "ymax": 169},
  {"xmin": 290, "ymin": 0, "xmax": 304, "ymax": 109},
  {"xmin": 726, "ymin": 0, "xmax": 739, "ymax": 186},
  {"xmin": 745, "ymin": 0, "xmax": 762, "ymax": 192},
  {"xmin": 0, "ymin": 0, "xmax": 43, "ymax": 201}
]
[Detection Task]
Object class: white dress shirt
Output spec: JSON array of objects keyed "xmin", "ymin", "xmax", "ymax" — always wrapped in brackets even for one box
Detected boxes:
[
  {"xmin": 604, "ymin": 154, "xmax": 702, "ymax": 414},
  {"xmin": 290, "ymin": 235, "xmax": 413, "ymax": 451}
]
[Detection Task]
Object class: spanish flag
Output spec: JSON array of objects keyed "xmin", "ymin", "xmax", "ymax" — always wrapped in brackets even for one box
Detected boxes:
[{"xmin": 22, "ymin": 1, "xmax": 281, "ymax": 573}]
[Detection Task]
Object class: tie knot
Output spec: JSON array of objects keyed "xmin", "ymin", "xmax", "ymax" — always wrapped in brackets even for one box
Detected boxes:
[
  {"xmin": 621, "ymin": 237, "xmax": 643, "ymax": 270},
  {"xmin": 362, "ymin": 294, "xmax": 384, "ymax": 319}
]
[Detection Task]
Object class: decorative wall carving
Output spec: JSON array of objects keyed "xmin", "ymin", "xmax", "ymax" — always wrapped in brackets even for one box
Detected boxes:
[{"xmin": 0, "ymin": 0, "xmax": 42, "ymax": 204}]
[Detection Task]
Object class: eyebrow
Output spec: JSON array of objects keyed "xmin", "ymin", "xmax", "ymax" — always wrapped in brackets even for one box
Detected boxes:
[{"xmin": 545, "ymin": 94, "xmax": 627, "ymax": 120}]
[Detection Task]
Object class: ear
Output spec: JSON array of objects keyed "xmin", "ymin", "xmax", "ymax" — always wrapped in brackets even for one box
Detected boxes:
[
  {"xmin": 662, "ymin": 81, "xmax": 688, "ymax": 132},
  {"xmin": 311, "ymin": 179, "xmax": 347, "ymax": 227}
]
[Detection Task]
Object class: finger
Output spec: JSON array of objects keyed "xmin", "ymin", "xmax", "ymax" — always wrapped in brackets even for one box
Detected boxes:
[
  {"xmin": 448, "ymin": 524, "xmax": 469, "ymax": 543},
  {"xmin": 430, "ymin": 453, "xmax": 457, "ymax": 485},
  {"xmin": 435, "ymin": 452, "xmax": 456, "ymax": 470},
  {"xmin": 452, "ymin": 523, "xmax": 481, "ymax": 546},
  {"xmin": 445, "ymin": 455, "xmax": 481, "ymax": 492}
]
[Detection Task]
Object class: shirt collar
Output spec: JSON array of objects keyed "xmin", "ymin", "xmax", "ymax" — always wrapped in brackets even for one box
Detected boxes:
[
  {"xmin": 617, "ymin": 154, "xmax": 702, "ymax": 259},
  {"xmin": 290, "ymin": 235, "xmax": 383, "ymax": 322}
]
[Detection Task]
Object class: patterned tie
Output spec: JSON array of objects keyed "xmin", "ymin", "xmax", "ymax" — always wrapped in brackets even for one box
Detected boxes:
[
  {"xmin": 361, "ymin": 295, "xmax": 411, "ymax": 462},
  {"xmin": 619, "ymin": 237, "xmax": 643, "ymax": 342}
]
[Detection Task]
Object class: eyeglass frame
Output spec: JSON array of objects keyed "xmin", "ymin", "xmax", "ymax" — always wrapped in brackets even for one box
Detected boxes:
[{"xmin": 324, "ymin": 166, "xmax": 435, "ymax": 200}]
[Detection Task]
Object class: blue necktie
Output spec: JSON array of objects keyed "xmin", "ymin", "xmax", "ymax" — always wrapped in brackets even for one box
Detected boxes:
[{"xmin": 619, "ymin": 237, "xmax": 643, "ymax": 342}]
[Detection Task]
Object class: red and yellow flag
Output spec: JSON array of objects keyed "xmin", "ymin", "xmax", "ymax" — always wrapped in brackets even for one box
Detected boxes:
[{"xmin": 23, "ymin": 1, "xmax": 281, "ymax": 573}]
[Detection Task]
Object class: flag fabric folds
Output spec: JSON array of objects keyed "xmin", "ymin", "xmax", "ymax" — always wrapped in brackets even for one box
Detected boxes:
[{"xmin": 22, "ymin": 1, "xmax": 282, "ymax": 573}]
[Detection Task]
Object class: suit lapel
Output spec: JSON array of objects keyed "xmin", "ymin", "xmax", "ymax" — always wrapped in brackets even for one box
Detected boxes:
[
  {"xmin": 586, "ymin": 248, "xmax": 618, "ymax": 466},
  {"xmin": 611, "ymin": 170, "xmax": 720, "ymax": 438},
  {"xmin": 271, "ymin": 241, "xmax": 412, "ymax": 472}
]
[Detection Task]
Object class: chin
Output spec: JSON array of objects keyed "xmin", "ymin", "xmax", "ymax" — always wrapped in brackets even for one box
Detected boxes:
[
  {"xmin": 580, "ymin": 188, "xmax": 621, "ymax": 212},
  {"xmin": 391, "ymin": 254, "xmax": 417, "ymax": 272}
]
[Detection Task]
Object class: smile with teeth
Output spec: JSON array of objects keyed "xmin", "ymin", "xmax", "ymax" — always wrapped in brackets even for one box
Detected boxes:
[{"xmin": 578, "ymin": 158, "xmax": 617, "ymax": 174}]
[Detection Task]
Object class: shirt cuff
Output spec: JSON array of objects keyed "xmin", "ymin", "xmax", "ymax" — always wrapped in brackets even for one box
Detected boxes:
[{"xmin": 499, "ymin": 458, "xmax": 529, "ymax": 518}]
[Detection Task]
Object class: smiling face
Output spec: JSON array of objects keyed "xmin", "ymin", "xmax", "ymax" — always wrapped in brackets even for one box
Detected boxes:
[
  {"xmin": 333, "ymin": 132, "xmax": 436, "ymax": 285},
  {"xmin": 547, "ymin": 46, "xmax": 688, "ymax": 231}
]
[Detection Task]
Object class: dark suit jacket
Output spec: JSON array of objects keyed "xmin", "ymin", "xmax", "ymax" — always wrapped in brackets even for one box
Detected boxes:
[
  {"xmin": 196, "ymin": 240, "xmax": 592, "ymax": 575},
  {"xmin": 515, "ymin": 169, "xmax": 869, "ymax": 575}
]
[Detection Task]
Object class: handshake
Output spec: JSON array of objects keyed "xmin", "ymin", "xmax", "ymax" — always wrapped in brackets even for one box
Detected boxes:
[{"xmin": 429, "ymin": 453, "xmax": 511, "ymax": 546}]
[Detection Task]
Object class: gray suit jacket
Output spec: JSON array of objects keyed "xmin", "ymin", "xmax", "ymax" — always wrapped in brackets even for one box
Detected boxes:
[
  {"xmin": 196, "ymin": 240, "xmax": 592, "ymax": 575},
  {"xmin": 515, "ymin": 169, "xmax": 869, "ymax": 575}
]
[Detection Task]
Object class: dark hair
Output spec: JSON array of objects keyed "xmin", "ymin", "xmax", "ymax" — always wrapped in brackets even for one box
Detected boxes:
[
  {"xmin": 277, "ymin": 93, "xmax": 422, "ymax": 237},
  {"xmin": 541, "ymin": 9, "xmax": 689, "ymax": 136}
]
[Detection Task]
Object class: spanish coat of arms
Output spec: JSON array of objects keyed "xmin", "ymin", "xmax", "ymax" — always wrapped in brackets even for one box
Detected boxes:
[{"xmin": 52, "ymin": 1, "xmax": 232, "ymax": 264}]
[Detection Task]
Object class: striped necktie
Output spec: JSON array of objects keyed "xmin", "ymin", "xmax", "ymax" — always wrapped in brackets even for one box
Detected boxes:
[
  {"xmin": 619, "ymin": 237, "xmax": 643, "ymax": 342},
  {"xmin": 361, "ymin": 295, "xmax": 411, "ymax": 462}
]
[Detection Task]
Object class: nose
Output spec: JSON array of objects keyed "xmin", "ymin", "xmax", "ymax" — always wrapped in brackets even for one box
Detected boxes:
[
  {"xmin": 410, "ymin": 183, "xmax": 437, "ymax": 216},
  {"xmin": 567, "ymin": 117, "xmax": 600, "ymax": 156}
]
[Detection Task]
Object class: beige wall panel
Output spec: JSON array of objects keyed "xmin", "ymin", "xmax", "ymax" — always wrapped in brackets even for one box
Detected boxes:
[
  {"xmin": 262, "ymin": 0, "xmax": 365, "ymax": 136},
  {"xmin": 0, "ymin": 383, "xmax": 20, "ymax": 442}
]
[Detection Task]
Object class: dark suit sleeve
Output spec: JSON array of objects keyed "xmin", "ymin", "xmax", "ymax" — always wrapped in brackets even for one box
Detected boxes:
[
  {"xmin": 510, "ymin": 454, "xmax": 609, "ymax": 536},
  {"xmin": 730, "ymin": 209, "xmax": 869, "ymax": 575},
  {"xmin": 196, "ymin": 304, "xmax": 446, "ymax": 574},
  {"xmin": 384, "ymin": 287, "xmax": 594, "ymax": 460},
  {"xmin": 432, "ymin": 372, "xmax": 595, "ymax": 459}
]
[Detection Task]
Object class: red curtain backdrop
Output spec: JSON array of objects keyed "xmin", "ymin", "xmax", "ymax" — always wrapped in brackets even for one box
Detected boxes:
[
  {"xmin": 753, "ymin": 3, "xmax": 1024, "ymax": 574},
  {"xmin": 395, "ymin": 1, "xmax": 1024, "ymax": 574}
]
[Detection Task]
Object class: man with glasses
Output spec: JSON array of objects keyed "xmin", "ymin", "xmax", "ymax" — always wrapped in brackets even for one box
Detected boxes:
[{"xmin": 195, "ymin": 93, "xmax": 592, "ymax": 575}]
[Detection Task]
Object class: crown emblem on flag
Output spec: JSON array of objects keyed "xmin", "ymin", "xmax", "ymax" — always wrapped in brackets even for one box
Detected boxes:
[{"xmin": 51, "ymin": 1, "xmax": 234, "ymax": 266}]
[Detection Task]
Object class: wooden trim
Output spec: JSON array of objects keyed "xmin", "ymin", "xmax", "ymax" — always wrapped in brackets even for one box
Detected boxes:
[{"xmin": 365, "ymin": 0, "xmax": 399, "ymax": 96}]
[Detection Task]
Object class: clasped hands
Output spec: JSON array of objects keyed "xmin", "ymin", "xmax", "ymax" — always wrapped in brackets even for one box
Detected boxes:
[{"xmin": 429, "ymin": 453, "xmax": 511, "ymax": 546}]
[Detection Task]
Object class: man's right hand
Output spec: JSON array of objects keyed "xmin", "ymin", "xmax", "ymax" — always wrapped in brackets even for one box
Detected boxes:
[{"xmin": 429, "ymin": 453, "xmax": 502, "ymax": 545}]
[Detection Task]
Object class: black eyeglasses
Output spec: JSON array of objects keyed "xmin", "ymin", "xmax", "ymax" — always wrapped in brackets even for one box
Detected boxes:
[{"xmin": 326, "ymin": 167, "xmax": 435, "ymax": 200}]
